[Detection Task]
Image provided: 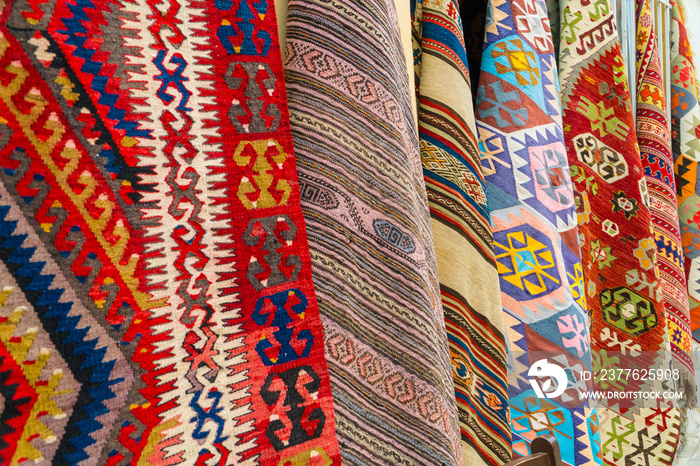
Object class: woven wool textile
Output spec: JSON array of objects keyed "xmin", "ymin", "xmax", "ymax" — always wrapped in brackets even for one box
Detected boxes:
[
  {"xmin": 475, "ymin": 0, "xmax": 599, "ymax": 464},
  {"xmin": 284, "ymin": 0, "xmax": 464, "ymax": 464},
  {"xmin": 671, "ymin": 0, "xmax": 700, "ymax": 342},
  {"xmin": 412, "ymin": 0, "xmax": 511, "ymax": 464},
  {"xmin": 636, "ymin": 0, "xmax": 695, "ymax": 400},
  {"xmin": 0, "ymin": 0, "xmax": 342, "ymax": 463},
  {"xmin": 558, "ymin": 0, "xmax": 681, "ymax": 464}
]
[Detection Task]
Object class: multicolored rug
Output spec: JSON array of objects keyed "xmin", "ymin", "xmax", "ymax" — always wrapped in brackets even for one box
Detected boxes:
[
  {"xmin": 412, "ymin": 0, "xmax": 511, "ymax": 464},
  {"xmin": 284, "ymin": 0, "xmax": 464, "ymax": 464},
  {"xmin": 636, "ymin": 0, "xmax": 695, "ymax": 403},
  {"xmin": 0, "ymin": 0, "xmax": 342, "ymax": 463},
  {"xmin": 474, "ymin": 0, "xmax": 600, "ymax": 464},
  {"xmin": 558, "ymin": 0, "xmax": 681, "ymax": 464},
  {"xmin": 671, "ymin": 0, "xmax": 700, "ymax": 343}
]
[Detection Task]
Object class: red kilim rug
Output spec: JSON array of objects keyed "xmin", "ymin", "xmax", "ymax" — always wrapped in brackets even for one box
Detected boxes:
[{"xmin": 0, "ymin": 0, "xmax": 341, "ymax": 463}]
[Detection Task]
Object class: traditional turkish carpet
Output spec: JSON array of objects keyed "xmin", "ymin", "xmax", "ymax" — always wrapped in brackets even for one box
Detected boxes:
[
  {"xmin": 636, "ymin": 0, "xmax": 695, "ymax": 403},
  {"xmin": 671, "ymin": 0, "xmax": 700, "ymax": 343},
  {"xmin": 412, "ymin": 0, "xmax": 511, "ymax": 464},
  {"xmin": 0, "ymin": 0, "xmax": 342, "ymax": 463},
  {"xmin": 558, "ymin": 0, "xmax": 681, "ymax": 464},
  {"xmin": 284, "ymin": 0, "xmax": 464, "ymax": 464},
  {"xmin": 474, "ymin": 0, "xmax": 599, "ymax": 464}
]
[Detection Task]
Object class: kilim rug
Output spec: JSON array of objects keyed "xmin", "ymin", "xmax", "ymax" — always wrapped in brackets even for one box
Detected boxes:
[
  {"xmin": 412, "ymin": 0, "xmax": 511, "ymax": 464},
  {"xmin": 636, "ymin": 0, "xmax": 695, "ymax": 404},
  {"xmin": 671, "ymin": 0, "xmax": 700, "ymax": 343},
  {"xmin": 558, "ymin": 0, "xmax": 681, "ymax": 464},
  {"xmin": 0, "ymin": 0, "xmax": 342, "ymax": 463},
  {"xmin": 474, "ymin": 0, "xmax": 600, "ymax": 464},
  {"xmin": 284, "ymin": 0, "xmax": 464, "ymax": 464}
]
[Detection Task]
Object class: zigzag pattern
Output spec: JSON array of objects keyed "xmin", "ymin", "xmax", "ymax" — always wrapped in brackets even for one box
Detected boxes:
[
  {"xmin": 636, "ymin": 0, "xmax": 694, "ymax": 385},
  {"xmin": 477, "ymin": 0, "xmax": 599, "ymax": 464},
  {"xmin": 28, "ymin": 29, "xmax": 151, "ymax": 201},
  {"xmin": 50, "ymin": 0, "xmax": 149, "ymax": 139},
  {"xmin": 0, "ymin": 281, "xmax": 80, "ymax": 464},
  {"xmin": 0, "ymin": 352, "xmax": 35, "ymax": 460},
  {"xmin": 670, "ymin": 0, "xmax": 700, "ymax": 344},
  {"xmin": 0, "ymin": 204, "xmax": 128, "ymax": 464},
  {"xmin": 0, "ymin": 24, "xmax": 172, "ymax": 461}
]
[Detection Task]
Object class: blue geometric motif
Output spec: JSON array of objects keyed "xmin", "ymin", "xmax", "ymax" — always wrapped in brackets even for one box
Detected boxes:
[
  {"xmin": 56, "ymin": 0, "xmax": 150, "ymax": 138},
  {"xmin": 217, "ymin": 0, "xmax": 271, "ymax": 57},
  {"xmin": 510, "ymin": 390, "xmax": 575, "ymax": 466},
  {"xmin": 494, "ymin": 224, "xmax": 561, "ymax": 301},
  {"xmin": 253, "ymin": 289, "xmax": 313, "ymax": 366}
]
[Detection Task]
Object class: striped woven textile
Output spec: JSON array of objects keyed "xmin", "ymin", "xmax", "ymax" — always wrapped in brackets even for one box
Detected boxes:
[
  {"xmin": 284, "ymin": 0, "xmax": 464, "ymax": 464},
  {"xmin": 636, "ymin": 0, "xmax": 695, "ymax": 403},
  {"xmin": 671, "ymin": 0, "xmax": 700, "ymax": 343},
  {"xmin": 558, "ymin": 0, "xmax": 681, "ymax": 464},
  {"xmin": 474, "ymin": 0, "xmax": 599, "ymax": 464},
  {"xmin": 0, "ymin": 0, "xmax": 343, "ymax": 463},
  {"xmin": 413, "ymin": 0, "xmax": 511, "ymax": 464}
]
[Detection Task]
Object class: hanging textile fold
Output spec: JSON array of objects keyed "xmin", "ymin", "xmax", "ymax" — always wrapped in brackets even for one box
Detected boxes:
[
  {"xmin": 635, "ymin": 0, "xmax": 696, "ymax": 407},
  {"xmin": 0, "ymin": 0, "xmax": 343, "ymax": 462},
  {"xmin": 284, "ymin": 0, "xmax": 465, "ymax": 463},
  {"xmin": 672, "ymin": 0, "xmax": 700, "ymax": 345},
  {"xmin": 413, "ymin": 0, "xmax": 512, "ymax": 464},
  {"xmin": 559, "ymin": 0, "xmax": 681, "ymax": 463},
  {"xmin": 474, "ymin": 0, "xmax": 600, "ymax": 464}
]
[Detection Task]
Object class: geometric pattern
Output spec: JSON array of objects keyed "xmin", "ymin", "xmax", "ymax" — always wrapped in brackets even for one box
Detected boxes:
[
  {"xmin": 1, "ymin": 0, "xmax": 341, "ymax": 463},
  {"xmin": 671, "ymin": 0, "xmax": 700, "ymax": 341},
  {"xmin": 600, "ymin": 286, "xmax": 659, "ymax": 337},
  {"xmin": 636, "ymin": 0, "xmax": 695, "ymax": 401},
  {"xmin": 574, "ymin": 133, "xmax": 629, "ymax": 183},
  {"xmin": 493, "ymin": 38, "xmax": 541, "ymax": 86},
  {"xmin": 414, "ymin": 0, "xmax": 512, "ymax": 464},
  {"xmin": 0, "ymin": 259, "xmax": 79, "ymax": 465},
  {"xmin": 284, "ymin": 0, "xmax": 467, "ymax": 463},
  {"xmin": 420, "ymin": 143, "xmax": 489, "ymax": 208},
  {"xmin": 530, "ymin": 142, "xmax": 575, "ymax": 212},
  {"xmin": 495, "ymin": 225, "xmax": 562, "ymax": 299},
  {"xmin": 558, "ymin": 0, "xmax": 681, "ymax": 462},
  {"xmin": 476, "ymin": 0, "xmax": 599, "ymax": 464},
  {"xmin": 510, "ymin": 392, "xmax": 576, "ymax": 465},
  {"xmin": 517, "ymin": 130, "xmax": 578, "ymax": 227}
]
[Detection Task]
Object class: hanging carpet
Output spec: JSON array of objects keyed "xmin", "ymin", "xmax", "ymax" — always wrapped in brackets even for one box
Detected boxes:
[
  {"xmin": 474, "ymin": 0, "xmax": 600, "ymax": 464},
  {"xmin": 413, "ymin": 0, "xmax": 511, "ymax": 464},
  {"xmin": 671, "ymin": 0, "xmax": 700, "ymax": 343},
  {"xmin": 284, "ymin": 0, "xmax": 464, "ymax": 464},
  {"xmin": 635, "ymin": 0, "xmax": 695, "ymax": 405},
  {"xmin": 558, "ymin": 0, "xmax": 681, "ymax": 464},
  {"xmin": 0, "ymin": 0, "xmax": 342, "ymax": 463}
]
